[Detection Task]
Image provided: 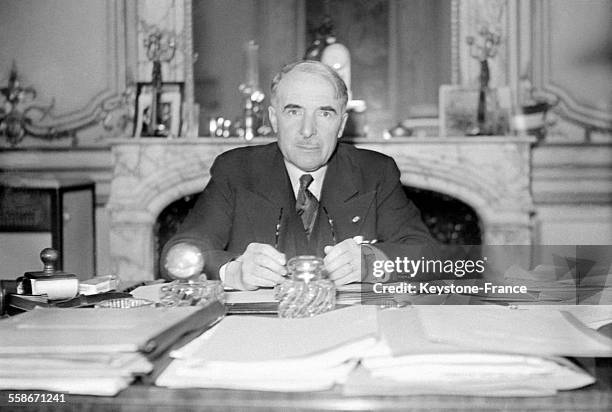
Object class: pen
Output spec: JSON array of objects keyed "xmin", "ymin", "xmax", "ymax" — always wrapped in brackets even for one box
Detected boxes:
[
  {"xmin": 274, "ymin": 207, "xmax": 283, "ymax": 250},
  {"xmin": 322, "ymin": 206, "xmax": 337, "ymax": 245}
]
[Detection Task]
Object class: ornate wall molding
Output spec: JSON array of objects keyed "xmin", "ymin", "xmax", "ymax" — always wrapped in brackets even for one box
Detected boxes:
[
  {"xmin": 135, "ymin": 0, "xmax": 186, "ymax": 83},
  {"xmin": 531, "ymin": 0, "xmax": 612, "ymax": 132},
  {"xmin": 456, "ymin": 0, "xmax": 509, "ymax": 87},
  {"xmin": 32, "ymin": 0, "xmax": 127, "ymax": 128},
  {"xmin": 0, "ymin": 0, "xmax": 131, "ymax": 146}
]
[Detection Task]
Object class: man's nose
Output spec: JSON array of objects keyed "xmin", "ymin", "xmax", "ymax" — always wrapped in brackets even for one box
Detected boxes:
[{"xmin": 300, "ymin": 112, "xmax": 316, "ymax": 138}]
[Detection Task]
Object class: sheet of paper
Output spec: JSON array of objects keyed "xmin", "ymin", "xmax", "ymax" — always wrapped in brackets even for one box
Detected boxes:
[
  {"xmin": 132, "ymin": 284, "xmax": 279, "ymax": 304},
  {"xmin": 172, "ymin": 305, "xmax": 379, "ymax": 362},
  {"xmin": 0, "ymin": 377, "xmax": 132, "ymax": 396},
  {"xmin": 0, "ymin": 352, "xmax": 152, "ymax": 375},
  {"xmin": 157, "ymin": 359, "xmax": 356, "ymax": 392},
  {"xmin": 417, "ymin": 306, "xmax": 612, "ymax": 357},
  {"xmin": 375, "ymin": 307, "xmax": 473, "ymax": 356},
  {"xmin": 157, "ymin": 305, "xmax": 378, "ymax": 391},
  {"xmin": 226, "ymin": 289, "xmax": 277, "ymax": 304},
  {"xmin": 130, "ymin": 283, "xmax": 165, "ymax": 302},
  {"xmin": 344, "ymin": 355, "xmax": 595, "ymax": 397},
  {"xmin": 515, "ymin": 305, "xmax": 612, "ymax": 330}
]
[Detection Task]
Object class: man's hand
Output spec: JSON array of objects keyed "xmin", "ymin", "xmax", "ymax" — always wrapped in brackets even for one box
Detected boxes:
[
  {"xmin": 324, "ymin": 239, "xmax": 362, "ymax": 286},
  {"xmin": 232, "ymin": 242, "xmax": 286, "ymax": 289}
]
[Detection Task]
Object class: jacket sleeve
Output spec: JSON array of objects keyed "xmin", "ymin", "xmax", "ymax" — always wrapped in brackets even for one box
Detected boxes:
[{"xmin": 159, "ymin": 156, "xmax": 239, "ymax": 280}]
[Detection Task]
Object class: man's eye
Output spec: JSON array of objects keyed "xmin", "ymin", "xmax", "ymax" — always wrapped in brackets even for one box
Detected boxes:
[
  {"xmin": 285, "ymin": 109, "xmax": 301, "ymax": 116},
  {"xmin": 319, "ymin": 111, "xmax": 333, "ymax": 118}
]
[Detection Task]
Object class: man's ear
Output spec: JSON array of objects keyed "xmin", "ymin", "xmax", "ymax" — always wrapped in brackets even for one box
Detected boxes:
[
  {"xmin": 268, "ymin": 106, "xmax": 278, "ymax": 133},
  {"xmin": 337, "ymin": 112, "xmax": 349, "ymax": 138}
]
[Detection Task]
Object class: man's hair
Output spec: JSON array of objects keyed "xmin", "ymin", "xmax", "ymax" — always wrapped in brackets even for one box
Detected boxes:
[{"xmin": 270, "ymin": 60, "xmax": 348, "ymax": 109}]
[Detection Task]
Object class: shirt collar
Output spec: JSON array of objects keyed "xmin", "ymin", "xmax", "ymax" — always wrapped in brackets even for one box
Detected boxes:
[{"xmin": 284, "ymin": 160, "xmax": 327, "ymax": 200}]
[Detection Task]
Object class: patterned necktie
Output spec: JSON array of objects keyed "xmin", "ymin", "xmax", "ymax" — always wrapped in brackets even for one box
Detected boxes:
[{"xmin": 296, "ymin": 174, "xmax": 319, "ymax": 238}]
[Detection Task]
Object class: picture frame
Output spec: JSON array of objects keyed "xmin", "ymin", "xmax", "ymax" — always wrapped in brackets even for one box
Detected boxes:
[
  {"xmin": 439, "ymin": 85, "xmax": 512, "ymax": 137},
  {"xmin": 134, "ymin": 82, "xmax": 183, "ymax": 137}
]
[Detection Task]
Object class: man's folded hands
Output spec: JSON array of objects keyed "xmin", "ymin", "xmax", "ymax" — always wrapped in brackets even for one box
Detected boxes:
[{"xmin": 226, "ymin": 239, "xmax": 366, "ymax": 290}]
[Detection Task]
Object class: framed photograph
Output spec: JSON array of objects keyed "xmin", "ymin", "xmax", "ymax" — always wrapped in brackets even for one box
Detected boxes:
[
  {"xmin": 439, "ymin": 85, "xmax": 512, "ymax": 136},
  {"xmin": 134, "ymin": 83, "xmax": 183, "ymax": 137}
]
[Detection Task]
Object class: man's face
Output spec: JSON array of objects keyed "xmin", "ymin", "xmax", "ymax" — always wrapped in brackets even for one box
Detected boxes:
[{"xmin": 269, "ymin": 70, "xmax": 348, "ymax": 172}]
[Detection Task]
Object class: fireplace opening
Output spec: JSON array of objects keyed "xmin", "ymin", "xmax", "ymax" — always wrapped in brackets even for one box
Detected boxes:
[
  {"xmin": 403, "ymin": 187, "xmax": 482, "ymax": 245},
  {"xmin": 154, "ymin": 188, "xmax": 482, "ymax": 278}
]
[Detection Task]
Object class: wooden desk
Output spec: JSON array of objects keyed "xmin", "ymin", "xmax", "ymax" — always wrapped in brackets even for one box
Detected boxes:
[
  {"xmin": 1, "ymin": 306, "xmax": 611, "ymax": 411},
  {"xmin": 1, "ymin": 359, "xmax": 610, "ymax": 412}
]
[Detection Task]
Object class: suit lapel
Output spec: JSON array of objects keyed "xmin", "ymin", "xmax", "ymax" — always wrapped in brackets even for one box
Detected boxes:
[
  {"xmin": 317, "ymin": 145, "xmax": 375, "ymax": 246},
  {"xmin": 241, "ymin": 146, "xmax": 288, "ymax": 246},
  {"xmin": 250, "ymin": 145, "xmax": 290, "ymax": 207},
  {"xmin": 320, "ymin": 145, "xmax": 359, "ymax": 208}
]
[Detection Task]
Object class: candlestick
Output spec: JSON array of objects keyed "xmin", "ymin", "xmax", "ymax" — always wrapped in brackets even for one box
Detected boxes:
[
  {"xmin": 245, "ymin": 40, "xmax": 259, "ymax": 89},
  {"xmin": 238, "ymin": 40, "xmax": 265, "ymax": 140},
  {"xmin": 466, "ymin": 26, "xmax": 502, "ymax": 136},
  {"xmin": 143, "ymin": 28, "xmax": 177, "ymax": 137}
]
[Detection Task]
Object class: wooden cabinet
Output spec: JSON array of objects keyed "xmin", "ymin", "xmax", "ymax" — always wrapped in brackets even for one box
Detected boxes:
[{"xmin": 0, "ymin": 176, "xmax": 95, "ymax": 280}]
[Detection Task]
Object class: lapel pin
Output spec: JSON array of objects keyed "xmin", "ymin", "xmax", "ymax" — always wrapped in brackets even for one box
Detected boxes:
[{"xmin": 352, "ymin": 216, "xmax": 360, "ymax": 223}]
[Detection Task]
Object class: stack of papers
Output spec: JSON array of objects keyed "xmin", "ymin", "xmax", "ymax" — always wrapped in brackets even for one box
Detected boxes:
[
  {"xmin": 344, "ymin": 306, "xmax": 607, "ymax": 396},
  {"xmin": 0, "ymin": 352, "xmax": 152, "ymax": 396},
  {"xmin": 0, "ymin": 305, "xmax": 222, "ymax": 395},
  {"xmin": 347, "ymin": 353, "xmax": 594, "ymax": 397},
  {"xmin": 417, "ymin": 306, "xmax": 612, "ymax": 357},
  {"xmin": 156, "ymin": 306, "xmax": 381, "ymax": 391},
  {"xmin": 156, "ymin": 303, "xmax": 611, "ymax": 396}
]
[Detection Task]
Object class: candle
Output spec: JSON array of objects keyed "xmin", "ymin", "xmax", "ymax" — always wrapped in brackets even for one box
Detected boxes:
[{"xmin": 245, "ymin": 40, "xmax": 259, "ymax": 89}]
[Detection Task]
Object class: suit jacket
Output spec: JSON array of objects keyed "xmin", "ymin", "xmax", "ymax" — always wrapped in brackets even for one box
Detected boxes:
[{"xmin": 161, "ymin": 142, "xmax": 436, "ymax": 280}]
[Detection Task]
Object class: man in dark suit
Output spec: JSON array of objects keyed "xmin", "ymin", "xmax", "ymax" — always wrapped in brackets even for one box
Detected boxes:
[{"xmin": 162, "ymin": 60, "xmax": 435, "ymax": 290}]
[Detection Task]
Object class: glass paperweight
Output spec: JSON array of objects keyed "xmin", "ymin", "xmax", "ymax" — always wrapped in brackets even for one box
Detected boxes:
[
  {"xmin": 159, "ymin": 276, "xmax": 225, "ymax": 307},
  {"xmin": 164, "ymin": 242, "xmax": 205, "ymax": 279},
  {"xmin": 274, "ymin": 255, "xmax": 336, "ymax": 318}
]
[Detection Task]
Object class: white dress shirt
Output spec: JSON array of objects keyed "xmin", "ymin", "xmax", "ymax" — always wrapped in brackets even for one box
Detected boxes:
[{"xmin": 283, "ymin": 160, "xmax": 327, "ymax": 201}]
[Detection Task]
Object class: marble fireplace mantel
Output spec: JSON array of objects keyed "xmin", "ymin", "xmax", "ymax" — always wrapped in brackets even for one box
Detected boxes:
[{"xmin": 107, "ymin": 136, "xmax": 535, "ymax": 281}]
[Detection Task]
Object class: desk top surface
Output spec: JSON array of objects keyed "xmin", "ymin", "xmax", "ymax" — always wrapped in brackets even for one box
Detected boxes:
[
  {"xmin": 2, "ymin": 361, "xmax": 610, "ymax": 412},
  {"xmin": 1, "ymin": 304, "xmax": 611, "ymax": 411},
  {"xmin": 2, "ymin": 328, "xmax": 611, "ymax": 411}
]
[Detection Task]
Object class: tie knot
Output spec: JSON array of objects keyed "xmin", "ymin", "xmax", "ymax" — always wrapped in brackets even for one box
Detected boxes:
[{"xmin": 299, "ymin": 174, "xmax": 314, "ymax": 189}]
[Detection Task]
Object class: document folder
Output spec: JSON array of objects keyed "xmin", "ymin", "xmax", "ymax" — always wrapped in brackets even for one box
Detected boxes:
[{"xmin": 0, "ymin": 302, "xmax": 225, "ymax": 355}]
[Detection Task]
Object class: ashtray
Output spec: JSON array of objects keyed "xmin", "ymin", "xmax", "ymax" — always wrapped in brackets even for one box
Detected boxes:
[{"xmin": 95, "ymin": 297, "xmax": 156, "ymax": 309}]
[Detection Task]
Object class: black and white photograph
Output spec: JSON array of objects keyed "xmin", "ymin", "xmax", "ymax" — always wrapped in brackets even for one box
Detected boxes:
[
  {"xmin": 439, "ymin": 84, "xmax": 512, "ymax": 136},
  {"xmin": 0, "ymin": 0, "xmax": 611, "ymax": 410},
  {"xmin": 134, "ymin": 83, "xmax": 183, "ymax": 138}
]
